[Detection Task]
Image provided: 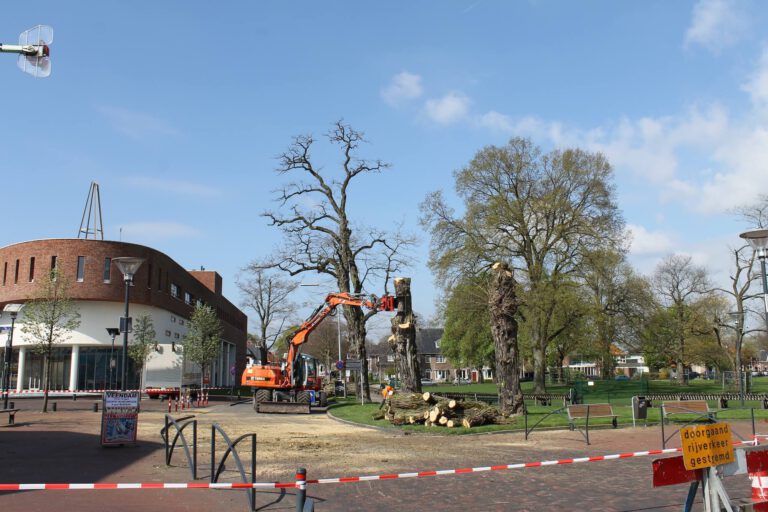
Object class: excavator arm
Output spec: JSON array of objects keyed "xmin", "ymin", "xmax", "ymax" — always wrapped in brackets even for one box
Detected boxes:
[{"xmin": 286, "ymin": 293, "xmax": 396, "ymax": 386}]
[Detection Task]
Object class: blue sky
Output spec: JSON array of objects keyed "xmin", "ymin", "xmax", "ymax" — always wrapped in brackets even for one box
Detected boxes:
[{"xmin": 2, "ymin": 1, "xmax": 768, "ymax": 337}]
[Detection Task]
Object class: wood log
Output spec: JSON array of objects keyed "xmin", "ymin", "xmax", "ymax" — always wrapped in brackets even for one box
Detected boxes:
[
  {"xmin": 447, "ymin": 399, "xmax": 457, "ymax": 409},
  {"xmin": 438, "ymin": 416, "xmax": 449, "ymax": 425},
  {"xmin": 372, "ymin": 410, "xmax": 385, "ymax": 420},
  {"xmin": 446, "ymin": 419, "xmax": 457, "ymax": 428},
  {"xmin": 389, "ymin": 392, "xmax": 427, "ymax": 410},
  {"xmin": 461, "ymin": 408, "xmax": 501, "ymax": 428},
  {"xmin": 422, "ymin": 392, "xmax": 434, "ymax": 403},
  {"xmin": 428, "ymin": 407, "xmax": 440, "ymax": 423}
]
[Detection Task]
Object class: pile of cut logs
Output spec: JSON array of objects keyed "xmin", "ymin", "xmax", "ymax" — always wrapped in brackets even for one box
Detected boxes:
[{"xmin": 373, "ymin": 391, "xmax": 506, "ymax": 428}]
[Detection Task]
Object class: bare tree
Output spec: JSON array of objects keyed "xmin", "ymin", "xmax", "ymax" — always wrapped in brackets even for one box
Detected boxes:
[
  {"xmin": 261, "ymin": 121, "xmax": 415, "ymax": 399},
  {"xmin": 652, "ymin": 254, "xmax": 711, "ymax": 383},
  {"xmin": 237, "ymin": 268, "xmax": 298, "ymax": 358}
]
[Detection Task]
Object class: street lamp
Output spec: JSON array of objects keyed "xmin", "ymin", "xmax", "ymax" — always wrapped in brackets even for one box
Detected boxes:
[
  {"xmin": 2, "ymin": 303, "xmax": 24, "ymax": 409},
  {"xmin": 106, "ymin": 327, "xmax": 119, "ymax": 389},
  {"xmin": 113, "ymin": 257, "xmax": 144, "ymax": 391},
  {"xmin": 740, "ymin": 229, "xmax": 768, "ymax": 332}
]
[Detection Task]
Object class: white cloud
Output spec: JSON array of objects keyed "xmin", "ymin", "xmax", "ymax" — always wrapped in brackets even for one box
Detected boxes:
[
  {"xmin": 684, "ymin": 0, "xmax": 747, "ymax": 52},
  {"xmin": 743, "ymin": 46, "xmax": 768, "ymax": 110},
  {"xmin": 425, "ymin": 92, "xmax": 470, "ymax": 125},
  {"xmin": 98, "ymin": 105, "xmax": 179, "ymax": 140},
  {"xmin": 119, "ymin": 221, "xmax": 201, "ymax": 240},
  {"xmin": 124, "ymin": 176, "xmax": 221, "ymax": 197},
  {"xmin": 476, "ymin": 110, "xmax": 513, "ymax": 132},
  {"xmin": 626, "ymin": 224, "xmax": 675, "ymax": 255},
  {"xmin": 381, "ymin": 71, "xmax": 423, "ymax": 106}
]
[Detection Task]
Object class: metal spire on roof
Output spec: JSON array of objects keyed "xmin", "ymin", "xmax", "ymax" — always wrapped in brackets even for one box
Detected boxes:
[{"xmin": 78, "ymin": 181, "xmax": 104, "ymax": 240}]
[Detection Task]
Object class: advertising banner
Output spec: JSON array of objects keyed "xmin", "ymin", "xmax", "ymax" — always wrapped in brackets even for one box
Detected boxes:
[{"xmin": 101, "ymin": 391, "xmax": 141, "ymax": 446}]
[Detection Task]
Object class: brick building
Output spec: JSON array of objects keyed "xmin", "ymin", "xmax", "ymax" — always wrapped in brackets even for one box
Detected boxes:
[{"xmin": 0, "ymin": 239, "xmax": 247, "ymax": 391}]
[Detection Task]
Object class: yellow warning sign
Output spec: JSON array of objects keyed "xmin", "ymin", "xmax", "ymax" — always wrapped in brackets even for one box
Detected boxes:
[{"xmin": 680, "ymin": 423, "xmax": 734, "ymax": 470}]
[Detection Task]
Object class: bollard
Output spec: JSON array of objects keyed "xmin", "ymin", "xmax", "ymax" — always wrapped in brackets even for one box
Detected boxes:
[
  {"xmin": 9, "ymin": 401, "xmax": 14, "ymax": 409},
  {"xmin": 168, "ymin": 399, "xmax": 172, "ymax": 414},
  {"xmin": 295, "ymin": 468, "xmax": 306, "ymax": 512},
  {"xmin": 52, "ymin": 402, "xmax": 57, "ymax": 412},
  {"xmin": 175, "ymin": 398, "xmax": 179, "ymax": 412},
  {"xmin": 93, "ymin": 403, "xmax": 99, "ymax": 412},
  {"xmin": 73, "ymin": 394, "xmax": 77, "ymax": 401}
]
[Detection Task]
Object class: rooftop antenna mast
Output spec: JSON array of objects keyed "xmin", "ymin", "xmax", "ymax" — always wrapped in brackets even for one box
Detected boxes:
[
  {"xmin": 0, "ymin": 25, "xmax": 53, "ymax": 78},
  {"xmin": 78, "ymin": 182, "xmax": 104, "ymax": 240}
]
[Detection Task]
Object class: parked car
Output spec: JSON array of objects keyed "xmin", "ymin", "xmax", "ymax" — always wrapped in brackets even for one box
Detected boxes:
[
  {"xmin": 420, "ymin": 379, "xmax": 435, "ymax": 386},
  {"xmin": 614, "ymin": 375, "xmax": 630, "ymax": 382}
]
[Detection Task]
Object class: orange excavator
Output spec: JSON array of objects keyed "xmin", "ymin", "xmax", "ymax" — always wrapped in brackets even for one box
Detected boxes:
[{"xmin": 242, "ymin": 292, "xmax": 396, "ymax": 413}]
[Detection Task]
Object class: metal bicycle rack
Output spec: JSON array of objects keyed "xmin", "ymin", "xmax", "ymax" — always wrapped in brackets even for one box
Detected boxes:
[
  {"xmin": 211, "ymin": 423, "xmax": 257, "ymax": 512},
  {"xmin": 161, "ymin": 414, "xmax": 198, "ymax": 479}
]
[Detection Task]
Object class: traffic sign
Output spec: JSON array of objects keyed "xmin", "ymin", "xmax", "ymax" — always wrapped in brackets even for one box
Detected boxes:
[
  {"xmin": 680, "ymin": 423, "xmax": 734, "ymax": 470},
  {"xmin": 335, "ymin": 360, "xmax": 345, "ymax": 370},
  {"xmin": 345, "ymin": 359, "xmax": 362, "ymax": 370}
]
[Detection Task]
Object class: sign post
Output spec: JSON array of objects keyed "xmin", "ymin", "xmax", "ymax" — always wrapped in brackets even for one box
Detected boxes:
[
  {"xmin": 346, "ymin": 359, "xmax": 364, "ymax": 405},
  {"xmin": 679, "ymin": 423, "xmax": 735, "ymax": 511},
  {"xmin": 101, "ymin": 390, "xmax": 140, "ymax": 446}
]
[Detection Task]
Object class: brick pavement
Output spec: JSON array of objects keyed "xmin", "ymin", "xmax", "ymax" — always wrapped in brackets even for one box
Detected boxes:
[{"xmin": 0, "ymin": 397, "xmax": 765, "ymax": 511}]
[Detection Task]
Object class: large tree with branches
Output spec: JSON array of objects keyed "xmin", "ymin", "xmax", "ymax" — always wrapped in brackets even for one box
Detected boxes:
[
  {"xmin": 261, "ymin": 121, "xmax": 414, "ymax": 400},
  {"xmin": 421, "ymin": 137, "xmax": 624, "ymax": 393}
]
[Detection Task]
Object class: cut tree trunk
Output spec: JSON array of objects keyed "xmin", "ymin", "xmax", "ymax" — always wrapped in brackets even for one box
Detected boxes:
[
  {"xmin": 489, "ymin": 262, "xmax": 524, "ymax": 416},
  {"xmin": 389, "ymin": 278, "xmax": 421, "ymax": 393}
]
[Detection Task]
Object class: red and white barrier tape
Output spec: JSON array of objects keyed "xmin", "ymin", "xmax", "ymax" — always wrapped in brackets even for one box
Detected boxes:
[
  {"xmin": 1, "ymin": 387, "xmax": 226, "ymax": 396},
  {"xmin": 0, "ymin": 482, "xmax": 295, "ymax": 491},
  {"xmin": 3, "ymin": 441, "xmax": 757, "ymax": 492}
]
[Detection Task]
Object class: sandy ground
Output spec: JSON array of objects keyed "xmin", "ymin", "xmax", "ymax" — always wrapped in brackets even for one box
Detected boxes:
[{"xmin": 1, "ymin": 396, "xmax": 765, "ymax": 511}]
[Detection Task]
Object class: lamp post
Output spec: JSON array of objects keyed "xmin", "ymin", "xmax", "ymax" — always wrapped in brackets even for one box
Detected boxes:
[
  {"xmin": 2, "ymin": 304, "xmax": 24, "ymax": 409},
  {"xmin": 106, "ymin": 327, "xmax": 119, "ymax": 389},
  {"xmin": 740, "ymin": 229, "xmax": 768, "ymax": 331},
  {"xmin": 113, "ymin": 257, "xmax": 144, "ymax": 391},
  {"xmin": 741, "ymin": 229, "xmax": 768, "ymax": 405}
]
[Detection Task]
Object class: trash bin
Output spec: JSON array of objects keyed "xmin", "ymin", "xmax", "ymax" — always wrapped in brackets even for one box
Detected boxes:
[
  {"xmin": 633, "ymin": 396, "xmax": 648, "ymax": 420},
  {"xmin": 334, "ymin": 379, "xmax": 345, "ymax": 397}
]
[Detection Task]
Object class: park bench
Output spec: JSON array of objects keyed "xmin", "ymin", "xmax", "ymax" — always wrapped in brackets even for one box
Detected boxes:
[
  {"xmin": 566, "ymin": 403, "xmax": 618, "ymax": 429},
  {"xmin": 0, "ymin": 408, "xmax": 20, "ymax": 425},
  {"xmin": 661, "ymin": 400, "xmax": 718, "ymax": 424}
]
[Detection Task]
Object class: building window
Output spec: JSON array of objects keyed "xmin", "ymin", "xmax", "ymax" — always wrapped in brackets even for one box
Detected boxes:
[
  {"xmin": 76, "ymin": 256, "xmax": 85, "ymax": 282},
  {"xmin": 157, "ymin": 268, "xmax": 162, "ymax": 291},
  {"xmin": 147, "ymin": 263, "xmax": 152, "ymax": 289},
  {"xmin": 184, "ymin": 292, "xmax": 192, "ymax": 305},
  {"xmin": 103, "ymin": 257, "xmax": 111, "ymax": 283},
  {"xmin": 170, "ymin": 283, "xmax": 179, "ymax": 298},
  {"xmin": 28, "ymin": 257, "xmax": 35, "ymax": 282},
  {"xmin": 14, "ymin": 259, "xmax": 19, "ymax": 284},
  {"xmin": 171, "ymin": 316, "xmax": 176, "ymax": 323},
  {"xmin": 179, "ymin": 319, "xmax": 184, "ymax": 326},
  {"xmin": 2, "ymin": 262, "xmax": 6, "ymax": 285},
  {"xmin": 436, "ymin": 355, "xmax": 446, "ymax": 363},
  {"xmin": 165, "ymin": 330, "xmax": 171, "ymax": 337},
  {"xmin": 174, "ymin": 332, "xmax": 180, "ymax": 339},
  {"xmin": 50, "ymin": 255, "xmax": 57, "ymax": 271}
]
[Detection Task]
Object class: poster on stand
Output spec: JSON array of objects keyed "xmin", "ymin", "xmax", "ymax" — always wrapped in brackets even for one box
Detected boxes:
[{"xmin": 101, "ymin": 391, "xmax": 141, "ymax": 446}]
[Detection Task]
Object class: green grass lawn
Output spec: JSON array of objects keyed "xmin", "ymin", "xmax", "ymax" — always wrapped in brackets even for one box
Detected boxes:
[
  {"xmin": 328, "ymin": 378, "xmax": 768, "ymax": 435},
  {"xmin": 330, "ymin": 398, "xmax": 768, "ymax": 436},
  {"xmin": 426, "ymin": 377, "xmax": 768, "ymax": 406}
]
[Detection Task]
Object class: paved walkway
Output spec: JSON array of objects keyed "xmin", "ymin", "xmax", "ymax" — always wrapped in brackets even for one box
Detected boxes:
[{"xmin": 0, "ymin": 398, "xmax": 765, "ymax": 511}]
